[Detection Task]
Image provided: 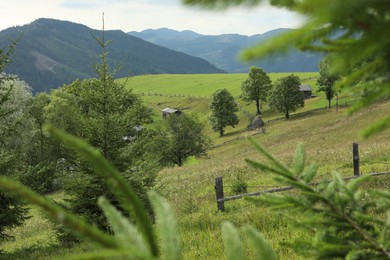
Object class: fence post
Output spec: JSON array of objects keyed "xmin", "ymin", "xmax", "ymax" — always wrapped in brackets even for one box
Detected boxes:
[
  {"xmin": 353, "ymin": 142, "xmax": 360, "ymax": 176},
  {"xmin": 215, "ymin": 176, "xmax": 225, "ymax": 212}
]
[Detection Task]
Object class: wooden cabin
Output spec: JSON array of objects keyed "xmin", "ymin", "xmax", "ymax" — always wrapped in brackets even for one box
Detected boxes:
[
  {"xmin": 162, "ymin": 108, "xmax": 182, "ymax": 118},
  {"xmin": 299, "ymin": 84, "xmax": 313, "ymax": 99}
]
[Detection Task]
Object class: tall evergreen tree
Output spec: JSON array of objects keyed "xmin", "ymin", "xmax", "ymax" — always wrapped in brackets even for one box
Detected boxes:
[
  {"xmin": 0, "ymin": 42, "xmax": 31, "ymax": 244},
  {"xmin": 45, "ymin": 23, "xmax": 155, "ymax": 232}
]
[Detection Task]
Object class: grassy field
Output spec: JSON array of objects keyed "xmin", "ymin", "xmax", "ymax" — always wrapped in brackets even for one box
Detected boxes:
[
  {"xmin": 121, "ymin": 72, "xmax": 359, "ymax": 143},
  {"xmin": 2, "ymin": 73, "xmax": 390, "ymax": 259},
  {"xmin": 120, "ymin": 72, "xmax": 318, "ymax": 98},
  {"xmin": 160, "ymin": 100, "xmax": 390, "ymax": 259}
]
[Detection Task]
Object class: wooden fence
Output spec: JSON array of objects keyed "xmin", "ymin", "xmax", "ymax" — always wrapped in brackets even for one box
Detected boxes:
[
  {"xmin": 214, "ymin": 142, "xmax": 390, "ymax": 212},
  {"xmin": 138, "ymin": 92, "xmax": 209, "ymax": 99},
  {"xmin": 265, "ymin": 99, "xmax": 357, "ymax": 125}
]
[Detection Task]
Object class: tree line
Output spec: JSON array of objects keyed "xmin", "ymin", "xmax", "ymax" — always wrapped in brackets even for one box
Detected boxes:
[{"xmin": 209, "ymin": 65, "xmax": 336, "ymax": 136}]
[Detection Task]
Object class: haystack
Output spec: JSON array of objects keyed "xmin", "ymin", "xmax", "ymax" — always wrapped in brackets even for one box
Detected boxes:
[{"xmin": 251, "ymin": 115, "xmax": 265, "ymax": 129}]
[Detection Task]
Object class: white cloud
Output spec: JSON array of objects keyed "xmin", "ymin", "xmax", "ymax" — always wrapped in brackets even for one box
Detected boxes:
[{"xmin": 0, "ymin": 0, "xmax": 304, "ymax": 35}]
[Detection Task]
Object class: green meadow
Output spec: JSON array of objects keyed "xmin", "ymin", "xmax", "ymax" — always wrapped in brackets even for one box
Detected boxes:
[
  {"xmin": 2, "ymin": 72, "xmax": 390, "ymax": 259},
  {"xmin": 120, "ymin": 72, "xmax": 318, "ymax": 98}
]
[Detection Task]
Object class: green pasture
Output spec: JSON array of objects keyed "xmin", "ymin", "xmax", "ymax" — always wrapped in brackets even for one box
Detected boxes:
[
  {"xmin": 2, "ymin": 72, "xmax": 390, "ymax": 259},
  {"xmin": 120, "ymin": 72, "xmax": 318, "ymax": 98},
  {"xmin": 120, "ymin": 72, "xmax": 360, "ymax": 122},
  {"xmin": 3, "ymin": 99, "xmax": 389, "ymax": 259},
  {"xmin": 159, "ymin": 100, "xmax": 390, "ymax": 259},
  {"xmin": 122, "ymin": 72, "xmax": 360, "ymax": 144}
]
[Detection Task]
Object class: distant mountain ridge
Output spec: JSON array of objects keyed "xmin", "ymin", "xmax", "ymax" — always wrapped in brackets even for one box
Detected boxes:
[
  {"xmin": 128, "ymin": 28, "xmax": 323, "ymax": 73},
  {"xmin": 0, "ymin": 19, "xmax": 222, "ymax": 93}
]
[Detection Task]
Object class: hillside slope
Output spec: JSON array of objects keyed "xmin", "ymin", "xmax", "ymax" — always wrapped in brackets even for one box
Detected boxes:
[
  {"xmin": 0, "ymin": 19, "xmax": 223, "ymax": 93},
  {"xmin": 156, "ymin": 97, "xmax": 390, "ymax": 259},
  {"xmin": 128, "ymin": 28, "xmax": 323, "ymax": 73}
]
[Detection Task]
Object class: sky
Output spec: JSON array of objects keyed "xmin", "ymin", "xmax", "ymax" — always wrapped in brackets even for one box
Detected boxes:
[{"xmin": 0, "ymin": 0, "xmax": 304, "ymax": 35}]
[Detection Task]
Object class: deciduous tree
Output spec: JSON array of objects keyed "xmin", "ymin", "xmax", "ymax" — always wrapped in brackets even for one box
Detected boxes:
[
  {"xmin": 209, "ymin": 89, "xmax": 239, "ymax": 136},
  {"xmin": 241, "ymin": 67, "xmax": 272, "ymax": 115},
  {"xmin": 317, "ymin": 58, "xmax": 340, "ymax": 109},
  {"xmin": 269, "ymin": 74, "xmax": 304, "ymax": 119},
  {"xmin": 154, "ymin": 114, "xmax": 211, "ymax": 167},
  {"xmin": 29, "ymin": 93, "xmax": 51, "ymax": 163}
]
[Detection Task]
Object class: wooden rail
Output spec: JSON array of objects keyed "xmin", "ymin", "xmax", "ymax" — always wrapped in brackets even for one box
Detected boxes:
[{"xmin": 215, "ymin": 142, "xmax": 389, "ymax": 211}]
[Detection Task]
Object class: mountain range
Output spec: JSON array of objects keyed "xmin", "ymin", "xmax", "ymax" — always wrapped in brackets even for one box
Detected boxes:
[
  {"xmin": 0, "ymin": 18, "xmax": 323, "ymax": 93},
  {"xmin": 0, "ymin": 19, "xmax": 222, "ymax": 93},
  {"xmin": 128, "ymin": 28, "xmax": 323, "ymax": 73}
]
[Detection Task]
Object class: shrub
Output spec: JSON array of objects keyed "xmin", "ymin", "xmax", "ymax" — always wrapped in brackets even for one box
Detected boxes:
[
  {"xmin": 18, "ymin": 162, "xmax": 59, "ymax": 194},
  {"xmin": 230, "ymin": 170, "xmax": 248, "ymax": 195}
]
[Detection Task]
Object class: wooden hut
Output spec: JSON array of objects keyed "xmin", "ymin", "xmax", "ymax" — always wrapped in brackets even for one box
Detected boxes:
[
  {"xmin": 299, "ymin": 84, "xmax": 313, "ymax": 99},
  {"xmin": 162, "ymin": 108, "xmax": 182, "ymax": 118}
]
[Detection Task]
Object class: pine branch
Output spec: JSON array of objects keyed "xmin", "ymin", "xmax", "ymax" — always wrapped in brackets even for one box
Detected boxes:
[{"xmin": 246, "ymin": 138, "xmax": 390, "ymax": 258}]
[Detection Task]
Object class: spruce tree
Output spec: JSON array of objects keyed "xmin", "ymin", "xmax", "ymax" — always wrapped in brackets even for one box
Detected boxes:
[
  {"xmin": 0, "ymin": 42, "xmax": 29, "ymax": 245},
  {"xmin": 45, "ymin": 19, "xmax": 156, "ymax": 233}
]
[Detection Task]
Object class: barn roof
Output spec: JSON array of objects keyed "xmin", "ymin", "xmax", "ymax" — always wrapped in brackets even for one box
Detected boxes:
[
  {"xmin": 162, "ymin": 108, "xmax": 178, "ymax": 113},
  {"xmin": 299, "ymin": 84, "xmax": 312, "ymax": 91}
]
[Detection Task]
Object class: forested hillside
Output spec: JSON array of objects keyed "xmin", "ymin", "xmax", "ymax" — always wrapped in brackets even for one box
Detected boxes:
[
  {"xmin": 128, "ymin": 28, "xmax": 323, "ymax": 73},
  {"xmin": 0, "ymin": 19, "xmax": 223, "ymax": 93}
]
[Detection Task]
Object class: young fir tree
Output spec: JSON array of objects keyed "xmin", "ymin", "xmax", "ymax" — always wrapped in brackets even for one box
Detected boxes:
[
  {"xmin": 0, "ymin": 42, "xmax": 30, "ymax": 245},
  {"xmin": 45, "ymin": 20, "xmax": 156, "ymax": 234},
  {"xmin": 244, "ymin": 139, "xmax": 390, "ymax": 259},
  {"xmin": 209, "ymin": 89, "xmax": 239, "ymax": 136}
]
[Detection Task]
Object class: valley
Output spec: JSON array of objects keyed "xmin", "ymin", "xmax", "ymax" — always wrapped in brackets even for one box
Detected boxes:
[{"xmin": 2, "ymin": 72, "xmax": 389, "ymax": 259}]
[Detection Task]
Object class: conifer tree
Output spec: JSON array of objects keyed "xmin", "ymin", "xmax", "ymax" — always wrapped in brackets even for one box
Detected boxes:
[
  {"xmin": 45, "ymin": 17, "xmax": 156, "ymax": 233},
  {"xmin": 0, "ymin": 42, "xmax": 29, "ymax": 245}
]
